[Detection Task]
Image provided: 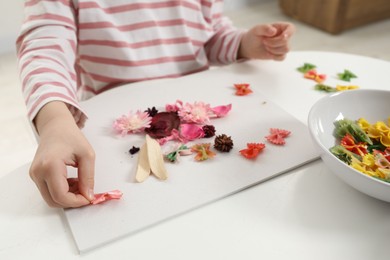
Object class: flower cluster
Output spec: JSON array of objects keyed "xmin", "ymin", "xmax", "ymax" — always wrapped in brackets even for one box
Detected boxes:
[
  {"xmin": 113, "ymin": 110, "xmax": 152, "ymax": 136},
  {"xmin": 330, "ymin": 117, "xmax": 390, "ymax": 183},
  {"xmin": 113, "ymin": 100, "xmax": 232, "ymax": 162}
]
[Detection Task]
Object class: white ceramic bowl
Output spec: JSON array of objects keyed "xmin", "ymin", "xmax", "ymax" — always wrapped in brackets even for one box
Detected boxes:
[{"xmin": 308, "ymin": 89, "xmax": 390, "ymax": 202}]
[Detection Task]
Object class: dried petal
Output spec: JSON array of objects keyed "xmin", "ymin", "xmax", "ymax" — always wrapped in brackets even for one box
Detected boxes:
[
  {"xmin": 211, "ymin": 104, "xmax": 232, "ymax": 118},
  {"xmin": 144, "ymin": 112, "xmax": 180, "ymax": 139}
]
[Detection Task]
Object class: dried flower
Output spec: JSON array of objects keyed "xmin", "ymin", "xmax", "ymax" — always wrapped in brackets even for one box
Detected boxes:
[
  {"xmin": 145, "ymin": 106, "xmax": 158, "ymax": 117},
  {"xmin": 165, "ymin": 100, "xmax": 183, "ymax": 112},
  {"xmin": 179, "ymin": 123, "xmax": 205, "ymax": 141},
  {"xmin": 214, "ymin": 134, "xmax": 234, "ymax": 152},
  {"xmin": 129, "ymin": 146, "xmax": 140, "ymax": 155},
  {"xmin": 178, "ymin": 101, "xmax": 212, "ymax": 124},
  {"xmin": 211, "ymin": 104, "xmax": 232, "ymax": 118},
  {"xmin": 113, "ymin": 110, "xmax": 152, "ymax": 136},
  {"xmin": 144, "ymin": 112, "xmax": 181, "ymax": 139},
  {"xmin": 203, "ymin": 125, "xmax": 216, "ymax": 138}
]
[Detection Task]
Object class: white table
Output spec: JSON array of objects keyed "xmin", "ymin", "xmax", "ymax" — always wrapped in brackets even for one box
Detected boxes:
[{"xmin": 1, "ymin": 51, "xmax": 390, "ymax": 260}]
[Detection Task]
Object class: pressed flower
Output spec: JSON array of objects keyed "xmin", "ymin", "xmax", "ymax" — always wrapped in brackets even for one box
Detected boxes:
[
  {"xmin": 178, "ymin": 101, "xmax": 212, "ymax": 124},
  {"xmin": 191, "ymin": 143, "xmax": 216, "ymax": 161},
  {"xmin": 144, "ymin": 112, "xmax": 181, "ymax": 139},
  {"xmin": 239, "ymin": 143, "xmax": 266, "ymax": 159},
  {"xmin": 265, "ymin": 128, "xmax": 291, "ymax": 145},
  {"xmin": 234, "ymin": 83, "xmax": 253, "ymax": 96},
  {"xmin": 113, "ymin": 110, "xmax": 152, "ymax": 136}
]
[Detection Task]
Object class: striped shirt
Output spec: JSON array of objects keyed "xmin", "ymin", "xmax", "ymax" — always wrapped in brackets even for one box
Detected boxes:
[{"xmin": 16, "ymin": 0, "xmax": 245, "ymax": 125}]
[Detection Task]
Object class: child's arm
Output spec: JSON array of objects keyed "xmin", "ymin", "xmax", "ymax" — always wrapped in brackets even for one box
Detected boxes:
[
  {"xmin": 238, "ymin": 22, "xmax": 295, "ymax": 61},
  {"xmin": 32, "ymin": 101, "xmax": 95, "ymax": 207},
  {"xmin": 17, "ymin": 1, "xmax": 94, "ymax": 207}
]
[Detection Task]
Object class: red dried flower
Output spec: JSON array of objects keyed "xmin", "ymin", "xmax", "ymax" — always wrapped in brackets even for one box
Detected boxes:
[{"xmin": 144, "ymin": 112, "xmax": 180, "ymax": 139}]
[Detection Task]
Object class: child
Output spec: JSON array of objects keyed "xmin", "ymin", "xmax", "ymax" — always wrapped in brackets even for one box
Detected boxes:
[{"xmin": 17, "ymin": 0, "xmax": 295, "ymax": 208}]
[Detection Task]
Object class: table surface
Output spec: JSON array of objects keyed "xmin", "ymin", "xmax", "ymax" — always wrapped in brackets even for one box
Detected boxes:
[{"xmin": 1, "ymin": 51, "xmax": 390, "ymax": 260}]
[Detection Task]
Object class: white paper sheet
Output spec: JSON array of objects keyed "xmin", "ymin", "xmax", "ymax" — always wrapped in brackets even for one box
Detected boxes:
[{"xmin": 64, "ymin": 64, "xmax": 319, "ymax": 253}]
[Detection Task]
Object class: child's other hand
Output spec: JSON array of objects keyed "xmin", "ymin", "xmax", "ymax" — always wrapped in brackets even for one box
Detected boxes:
[
  {"xmin": 30, "ymin": 101, "xmax": 95, "ymax": 208},
  {"xmin": 238, "ymin": 22, "xmax": 295, "ymax": 61}
]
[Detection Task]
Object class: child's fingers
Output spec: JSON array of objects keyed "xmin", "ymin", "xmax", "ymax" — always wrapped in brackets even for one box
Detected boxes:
[
  {"xmin": 77, "ymin": 149, "xmax": 96, "ymax": 202},
  {"xmin": 252, "ymin": 24, "xmax": 277, "ymax": 38},
  {"xmin": 265, "ymin": 44, "xmax": 290, "ymax": 56},
  {"xmin": 271, "ymin": 22, "xmax": 296, "ymax": 37},
  {"xmin": 35, "ymin": 180, "xmax": 62, "ymax": 208},
  {"xmin": 45, "ymin": 161, "xmax": 91, "ymax": 207}
]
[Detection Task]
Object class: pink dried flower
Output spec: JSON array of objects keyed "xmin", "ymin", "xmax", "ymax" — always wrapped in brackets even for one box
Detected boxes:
[
  {"xmin": 178, "ymin": 101, "xmax": 212, "ymax": 124},
  {"xmin": 165, "ymin": 100, "xmax": 183, "ymax": 112},
  {"xmin": 113, "ymin": 110, "xmax": 152, "ymax": 136},
  {"xmin": 180, "ymin": 123, "xmax": 205, "ymax": 141},
  {"xmin": 211, "ymin": 104, "xmax": 232, "ymax": 118}
]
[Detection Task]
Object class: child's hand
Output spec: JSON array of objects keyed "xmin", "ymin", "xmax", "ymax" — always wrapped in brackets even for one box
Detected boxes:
[
  {"xmin": 30, "ymin": 102, "xmax": 95, "ymax": 208},
  {"xmin": 238, "ymin": 22, "xmax": 295, "ymax": 61}
]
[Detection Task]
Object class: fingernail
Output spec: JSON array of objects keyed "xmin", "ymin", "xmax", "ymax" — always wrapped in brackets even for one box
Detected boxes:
[{"xmin": 88, "ymin": 189, "xmax": 95, "ymax": 201}]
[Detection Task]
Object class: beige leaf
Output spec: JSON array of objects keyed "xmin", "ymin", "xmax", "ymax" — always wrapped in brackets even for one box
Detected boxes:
[
  {"xmin": 135, "ymin": 143, "xmax": 151, "ymax": 182},
  {"xmin": 146, "ymin": 134, "xmax": 168, "ymax": 180}
]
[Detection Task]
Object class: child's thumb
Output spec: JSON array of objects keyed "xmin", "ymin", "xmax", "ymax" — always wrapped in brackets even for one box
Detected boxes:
[
  {"xmin": 78, "ymin": 154, "xmax": 95, "ymax": 201},
  {"xmin": 253, "ymin": 24, "xmax": 277, "ymax": 37}
]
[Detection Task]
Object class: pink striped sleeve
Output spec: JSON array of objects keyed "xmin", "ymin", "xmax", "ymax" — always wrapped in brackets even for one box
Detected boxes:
[
  {"xmin": 16, "ymin": 0, "xmax": 86, "ymax": 125},
  {"xmin": 203, "ymin": 0, "xmax": 246, "ymax": 65}
]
